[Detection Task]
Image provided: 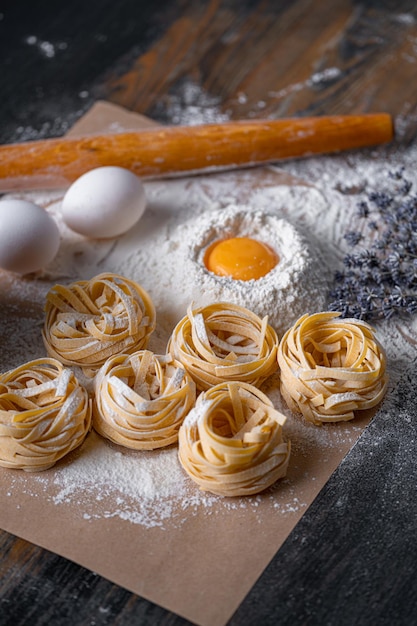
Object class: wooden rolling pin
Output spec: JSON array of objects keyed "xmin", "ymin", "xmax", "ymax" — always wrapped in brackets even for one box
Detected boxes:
[{"xmin": 0, "ymin": 113, "xmax": 393, "ymax": 191}]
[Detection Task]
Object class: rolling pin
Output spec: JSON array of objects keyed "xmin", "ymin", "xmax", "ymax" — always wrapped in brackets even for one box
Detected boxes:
[{"xmin": 0, "ymin": 113, "xmax": 393, "ymax": 191}]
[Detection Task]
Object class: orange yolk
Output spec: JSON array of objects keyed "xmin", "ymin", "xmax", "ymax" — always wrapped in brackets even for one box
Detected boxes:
[{"xmin": 204, "ymin": 237, "xmax": 279, "ymax": 281}]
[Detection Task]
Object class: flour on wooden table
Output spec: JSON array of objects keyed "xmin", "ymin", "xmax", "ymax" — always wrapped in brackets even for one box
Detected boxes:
[{"xmin": 2, "ymin": 128, "xmax": 417, "ymax": 528}]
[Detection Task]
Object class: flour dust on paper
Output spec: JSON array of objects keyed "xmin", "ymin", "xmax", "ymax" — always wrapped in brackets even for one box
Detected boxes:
[{"xmin": 2, "ymin": 86, "xmax": 417, "ymax": 528}]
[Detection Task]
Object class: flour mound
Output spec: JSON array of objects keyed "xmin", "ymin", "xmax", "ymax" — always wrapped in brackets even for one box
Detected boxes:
[{"xmin": 187, "ymin": 205, "xmax": 330, "ymax": 336}]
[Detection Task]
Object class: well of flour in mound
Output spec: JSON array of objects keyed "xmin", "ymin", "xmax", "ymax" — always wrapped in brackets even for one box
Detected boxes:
[{"xmin": 186, "ymin": 205, "xmax": 330, "ymax": 336}]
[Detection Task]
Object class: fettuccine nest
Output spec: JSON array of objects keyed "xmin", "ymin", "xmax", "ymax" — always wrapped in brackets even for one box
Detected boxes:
[
  {"xmin": 178, "ymin": 381, "xmax": 290, "ymax": 496},
  {"xmin": 278, "ymin": 312, "xmax": 388, "ymax": 424},
  {"xmin": 93, "ymin": 350, "xmax": 196, "ymax": 450},
  {"xmin": 0, "ymin": 358, "xmax": 91, "ymax": 471},
  {"xmin": 43, "ymin": 272, "xmax": 156, "ymax": 376},
  {"xmin": 168, "ymin": 302, "xmax": 278, "ymax": 391}
]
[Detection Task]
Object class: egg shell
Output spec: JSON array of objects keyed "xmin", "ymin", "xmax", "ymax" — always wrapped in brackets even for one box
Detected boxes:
[
  {"xmin": 62, "ymin": 166, "xmax": 147, "ymax": 238},
  {"xmin": 0, "ymin": 199, "xmax": 60, "ymax": 274}
]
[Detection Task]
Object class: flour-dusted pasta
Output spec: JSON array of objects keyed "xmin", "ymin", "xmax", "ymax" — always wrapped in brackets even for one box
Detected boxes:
[
  {"xmin": 168, "ymin": 302, "xmax": 279, "ymax": 391},
  {"xmin": 43, "ymin": 272, "xmax": 156, "ymax": 376},
  {"xmin": 0, "ymin": 358, "xmax": 91, "ymax": 471},
  {"xmin": 93, "ymin": 350, "xmax": 196, "ymax": 450},
  {"xmin": 178, "ymin": 381, "xmax": 290, "ymax": 496},
  {"xmin": 278, "ymin": 312, "xmax": 388, "ymax": 425}
]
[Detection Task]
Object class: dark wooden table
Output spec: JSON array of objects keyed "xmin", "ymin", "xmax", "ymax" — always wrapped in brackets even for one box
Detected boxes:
[{"xmin": 1, "ymin": 1, "xmax": 417, "ymax": 624}]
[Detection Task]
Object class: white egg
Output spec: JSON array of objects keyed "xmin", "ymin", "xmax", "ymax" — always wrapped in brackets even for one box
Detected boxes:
[
  {"xmin": 62, "ymin": 166, "xmax": 147, "ymax": 238},
  {"xmin": 0, "ymin": 199, "xmax": 60, "ymax": 274}
]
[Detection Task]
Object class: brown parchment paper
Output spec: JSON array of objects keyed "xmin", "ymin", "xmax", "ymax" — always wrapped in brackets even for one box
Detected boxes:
[{"xmin": 0, "ymin": 102, "xmax": 375, "ymax": 626}]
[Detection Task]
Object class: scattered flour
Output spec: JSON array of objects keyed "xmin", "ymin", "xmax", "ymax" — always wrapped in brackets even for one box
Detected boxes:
[
  {"xmin": 25, "ymin": 35, "xmax": 68, "ymax": 58},
  {"xmin": 152, "ymin": 77, "xmax": 231, "ymax": 126}
]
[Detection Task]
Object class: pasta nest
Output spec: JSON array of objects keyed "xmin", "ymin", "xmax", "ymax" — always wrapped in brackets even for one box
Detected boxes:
[
  {"xmin": 278, "ymin": 312, "xmax": 388, "ymax": 425},
  {"xmin": 178, "ymin": 381, "xmax": 290, "ymax": 496},
  {"xmin": 43, "ymin": 272, "xmax": 156, "ymax": 376},
  {"xmin": 0, "ymin": 358, "xmax": 91, "ymax": 471},
  {"xmin": 93, "ymin": 350, "xmax": 196, "ymax": 450},
  {"xmin": 168, "ymin": 302, "xmax": 279, "ymax": 391}
]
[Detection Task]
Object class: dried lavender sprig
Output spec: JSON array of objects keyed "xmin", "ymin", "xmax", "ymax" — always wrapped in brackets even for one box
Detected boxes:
[{"xmin": 328, "ymin": 168, "xmax": 417, "ymax": 321}]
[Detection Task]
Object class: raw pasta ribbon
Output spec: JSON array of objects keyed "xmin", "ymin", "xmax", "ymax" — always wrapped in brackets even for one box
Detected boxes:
[
  {"xmin": 43, "ymin": 272, "xmax": 156, "ymax": 376},
  {"xmin": 278, "ymin": 312, "xmax": 388, "ymax": 424},
  {"xmin": 168, "ymin": 302, "xmax": 278, "ymax": 391},
  {"xmin": 178, "ymin": 381, "xmax": 290, "ymax": 496},
  {"xmin": 0, "ymin": 358, "xmax": 91, "ymax": 471},
  {"xmin": 93, "ymin": 351, "xmax": 196, "ymax": 450}
]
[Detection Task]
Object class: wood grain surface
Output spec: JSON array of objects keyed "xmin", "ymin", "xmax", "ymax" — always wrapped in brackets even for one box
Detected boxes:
[
  {"xmin": 1, "ymin": 0, "xmax": 417, "ymax": 146},
  {"xmin": 1, "ymin": 1, "xmax": 417, "ymax": 625}
]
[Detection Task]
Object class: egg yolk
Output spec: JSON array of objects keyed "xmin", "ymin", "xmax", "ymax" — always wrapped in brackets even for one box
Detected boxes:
[{"xmin": 204, "ymin": 237, "xmax": 279, "ymax": 281}]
